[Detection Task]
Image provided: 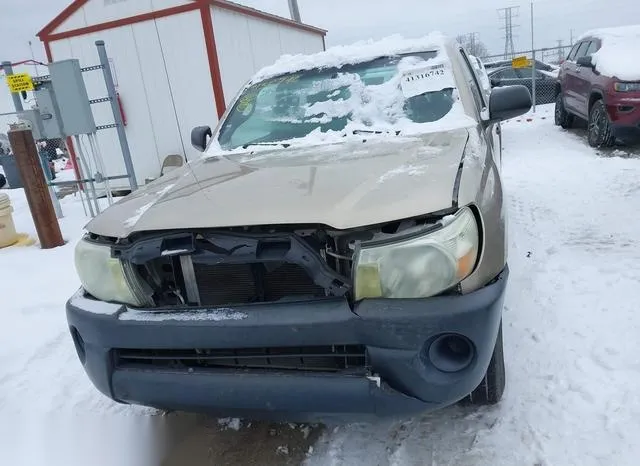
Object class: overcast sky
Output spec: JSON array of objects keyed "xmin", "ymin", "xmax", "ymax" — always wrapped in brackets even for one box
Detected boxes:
[
  {"xmin": 1, "ymin": 0, "xmax": 638, "ymax": 115},
  {"xmin": 1, "ymin": 0, "xmax": 639, "ymax": 63}
]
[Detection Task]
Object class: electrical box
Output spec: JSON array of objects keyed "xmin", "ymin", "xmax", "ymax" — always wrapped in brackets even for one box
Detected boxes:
[
  {"xmin": 16, "ymin": 109, "xmax": 46, "ymax": 140},
  {"xmin": 48, "ymin": 59, "xmax": 97, "ymax": 136},
  {"xmin": 34, "ymin": 83, "xmax": 64, "ymax": 139}
]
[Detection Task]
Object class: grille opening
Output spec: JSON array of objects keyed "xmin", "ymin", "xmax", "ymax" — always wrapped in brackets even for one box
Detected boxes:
[
  {"xmin": 114, "ymin": 345, "xmax": 367, "ymax": 373},
  {"xmin": 193, "ymin": 262, "xmax": 326, "ymax": 307}
]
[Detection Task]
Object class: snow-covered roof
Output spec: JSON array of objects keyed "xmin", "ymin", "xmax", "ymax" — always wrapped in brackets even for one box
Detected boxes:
[
  {"xmin": 579, "ymin": 24, "xmax": 640, "ymax": 41},
  {"xmin": 579, "ymin": 24, "xmax": 640, "ymax": 81},
  {"xmin": 252, "ymin": 33, "xmax": 449, "ymax": 82}
]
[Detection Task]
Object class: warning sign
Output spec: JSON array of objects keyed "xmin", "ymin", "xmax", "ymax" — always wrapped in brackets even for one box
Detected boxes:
[
  {"xmin": 511, "ymin": 56, "xmax": 532, "ymax": 69},
  {"xmin": 6, "ymin": 73, "xmax": 34, "ymax": 93}
]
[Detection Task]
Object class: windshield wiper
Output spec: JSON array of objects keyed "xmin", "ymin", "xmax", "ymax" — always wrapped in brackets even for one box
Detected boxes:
[
  {"xmin": 242, "ymin": 142, "xmax": 291, "ymax": 149},
  {"xmin": 352, "ymin": 129, "xmax": 402, "ymax": 136}
]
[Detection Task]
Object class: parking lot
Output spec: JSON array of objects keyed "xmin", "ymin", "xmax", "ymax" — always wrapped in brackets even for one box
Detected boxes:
[{"xmin": 2, "ymin": 104, "xmax": 640, "ymax": 465}]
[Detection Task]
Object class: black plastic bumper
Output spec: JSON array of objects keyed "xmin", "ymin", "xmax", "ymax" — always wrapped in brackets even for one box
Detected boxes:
[
  {"xmin": 66, "ymin": 267, "xmax": 508, "ymax": 422},
  {"xmin": 612, "ymin": 124, "xmax": 640, "ymax": 143}
]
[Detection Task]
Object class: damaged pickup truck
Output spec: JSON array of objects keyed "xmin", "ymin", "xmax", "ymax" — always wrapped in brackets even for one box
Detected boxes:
[{"xmin": 67, "ymin": 35, "xmax": 531, "ymax": 421}]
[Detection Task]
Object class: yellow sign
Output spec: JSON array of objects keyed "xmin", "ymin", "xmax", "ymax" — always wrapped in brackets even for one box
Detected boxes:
[
  {"xmin": 6, "ymin": 73, "xmax": 34, "ymax": 93},
  {"xmin": 512, "ymin": 56, "xmax": 532, "ymax": 69}
]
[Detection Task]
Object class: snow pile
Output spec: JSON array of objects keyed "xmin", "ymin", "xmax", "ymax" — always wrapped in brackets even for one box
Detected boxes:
[
  {"xmin": 252, "ymin": 33, "xmax": 449, "ymax": 81},
  {"xmin": 218, "ymin": 418, "xmax": 242, "ymax": 431},
  {"xmin": 120, "ymin": 308, "xmax": 248, "ymax": 322},
  {"xmin": 69, "ymin": 289, "xmax": 121, "ymax": 316},
  {"xmin": 377, "ymin": 164, "xmax": 427, "ymax": 183},
  {"xmin": 539, "ymin": 69, "xmax": 559, "ymax": 79},
  {"xmin": 276, "ymin": 445, "xmax": 289, "ymax": 456},
  {"xmin": 581, "ymin": 25, "xmax": 640, "ymax": 80},
  {"xmin": 469, "ymin": 55, "xmax": 491, "ymax": 95},
  {"xmin": 122, "ymin": 183, "xmax": 175, "ymax": 227}
]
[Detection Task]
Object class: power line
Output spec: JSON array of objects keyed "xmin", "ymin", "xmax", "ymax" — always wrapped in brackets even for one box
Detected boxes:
[{"xmin": 498, "ymin": 6, "xmax": 520, "ymax": 60}]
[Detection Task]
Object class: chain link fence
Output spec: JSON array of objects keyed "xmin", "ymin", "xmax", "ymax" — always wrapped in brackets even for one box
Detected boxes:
[{"xmin": 480, "ymin": 45, "xmax": 574, "ymax": 108}]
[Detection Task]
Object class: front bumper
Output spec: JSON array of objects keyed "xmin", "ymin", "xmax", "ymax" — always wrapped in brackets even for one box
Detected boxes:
[
  {"xmin": 611, "ymin": 123, "xmax": 640, "ymax": 143},
  {"xmin": 606, "ymin": 96, "xmax": 640, "ymax": 142},
  {"xmin": 66, "ymin": 267, "xmax": 508, "ymax": 422}
]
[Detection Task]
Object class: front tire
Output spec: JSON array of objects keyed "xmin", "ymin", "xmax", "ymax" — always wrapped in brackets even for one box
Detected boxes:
[
  {"xmin": 464, "ymin": 322, "xmax": 505, "ymax": 405},
  {"xmin": 588, "ymin": 99, "xmax": 615, "ymax": 148},
  {"xmin": 555, "ymin": 94, "xmax": 574, "ymax": 129}
]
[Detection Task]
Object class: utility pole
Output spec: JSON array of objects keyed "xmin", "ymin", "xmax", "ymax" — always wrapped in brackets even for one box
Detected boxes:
[
  {"xmin": 468, "ymin": 32, "xmax": 479, "ymax": 55},
  {"xmin": 498, "ymin": 6, "xmax": 519, "ymax": 59},
  {"xmin": 28, "ymin": 40, "xmax": 39, "ymax": 77},
  {"xmin": 530, "ymin": 1, "xmax": 536, "ymax": 113},
  {"xmin": 8, "ymin": 124, "xmax": 64, "ymax": 249},
  {"xmin": 556, "ymin": 39, "xmax": 564, "ymax": 64},
  {"xmin": 288, "ymin": 0, "xmax": 301, "ymax": 22},
  {"xmin": 1, "ymin": 61, "xmax": 24, "ymax": 112}
]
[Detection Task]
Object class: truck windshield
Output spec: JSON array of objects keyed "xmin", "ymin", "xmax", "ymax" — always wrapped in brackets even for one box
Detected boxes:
[{"xmin": 217, "ymin": 51, "xmax": 456, "ymax": 150}]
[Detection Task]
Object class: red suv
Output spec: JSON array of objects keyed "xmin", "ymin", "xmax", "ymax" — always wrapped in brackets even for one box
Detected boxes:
[{"xmin": 555, "ymin": 27, "xmax": 640, "ymax": 147}]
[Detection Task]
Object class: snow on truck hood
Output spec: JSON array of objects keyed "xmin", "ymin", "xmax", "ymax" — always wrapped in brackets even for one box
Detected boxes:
[
  {"xmin": 85, "ymin": 129, "xmax": 470, "ymax": 238},
  {"xmin": 580, "ymin": 25, "xmax": 640, "ymax": 81}
]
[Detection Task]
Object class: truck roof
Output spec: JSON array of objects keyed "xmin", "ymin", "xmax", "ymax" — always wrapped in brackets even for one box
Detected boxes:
[{"xmin": 252, "ymin": 33, "xmax": 451, "ymax": 82}]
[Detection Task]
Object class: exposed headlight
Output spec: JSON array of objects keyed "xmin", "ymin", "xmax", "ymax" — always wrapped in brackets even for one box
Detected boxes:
[
  {"xmin": 614, "ymin": 82, "xmax": 640, "ymax": 92},
  {"xmin": 74, "ymin": 238, "xmax": 150, "ymax": 307},
  {"xmin": 354, "ymin": 207, "xmax": 479, "ymax": 300}
]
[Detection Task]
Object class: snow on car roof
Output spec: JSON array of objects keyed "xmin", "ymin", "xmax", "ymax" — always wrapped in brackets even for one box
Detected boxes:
[
  {"xmin": 579, "ymin": 24, "xmax": 640, "ymax": 81},
  {"xmin": 252, "ymin": 33, "xmax": 449, "ymax": 82},
  {"xmin": 579, "ymin": 24, "xmax": 640, "ymax": 41}
]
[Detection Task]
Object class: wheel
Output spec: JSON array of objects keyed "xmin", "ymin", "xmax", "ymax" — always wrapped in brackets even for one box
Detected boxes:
[
  {"xmin": 588, "ymin": 99, "xmax": 616, "ymax": 148},
  {"xmin": 464, "ymin": 322, "xmax": 505, "ymax": 405},
  {"xmin": 554, "ymin": 93, "xmax": 574, "ymax": 129}
]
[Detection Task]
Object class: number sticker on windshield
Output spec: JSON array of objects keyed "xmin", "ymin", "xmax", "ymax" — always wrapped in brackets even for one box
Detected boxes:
[{"xmin": 400, "ymin": 63, "xmax": 455, "ymax": 98}]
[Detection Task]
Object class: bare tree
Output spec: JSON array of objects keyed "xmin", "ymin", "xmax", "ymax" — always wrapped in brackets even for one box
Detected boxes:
[{"xmin": 456, "ymin": 33, "xmax": 489, "ymax": 58}]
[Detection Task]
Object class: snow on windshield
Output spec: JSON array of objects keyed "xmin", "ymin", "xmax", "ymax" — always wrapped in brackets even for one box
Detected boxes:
[
  {"xmin": 580, "ymin": 25, "xmax": 640, "ymax": 81},
  {"xmin": 210, "ymin": 41, "xmax": 477, "ymax": 154}
]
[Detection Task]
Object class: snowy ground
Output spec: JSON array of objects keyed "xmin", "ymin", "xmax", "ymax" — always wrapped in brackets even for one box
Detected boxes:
[{"xmin": 2, "ymin": 104, "xmax": 640, "ymax": 465}]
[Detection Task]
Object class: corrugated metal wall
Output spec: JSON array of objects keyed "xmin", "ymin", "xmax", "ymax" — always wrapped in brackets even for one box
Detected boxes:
[
  {"xmin": 49, "ymin": 9, "xmax": 215, "ymax": 188},
  {"xmin": 211, "ymin": 6, "xmax": 325, "ymax": 105},
  {"xmin": 52, "ymin": 0, "xmax": 191, "ymax": 33}
]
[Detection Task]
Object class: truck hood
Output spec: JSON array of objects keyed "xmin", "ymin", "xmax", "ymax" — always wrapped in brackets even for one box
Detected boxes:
[{"xmin": 86, "ymin": 129, "xmax": 469, "ymax": 238}]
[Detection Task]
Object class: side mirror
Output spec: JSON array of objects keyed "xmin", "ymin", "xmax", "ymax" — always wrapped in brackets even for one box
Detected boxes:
[
  {"xmin": 191, "ymin": 126, "xmax": 212, "ymax": 152},
  {"xmin": 576, "ymin": 56, "xmax": 593, "ymax": 68},
  {"xmin": 488, "ymin": 85, "xmax": 532, "ymax": 122}
]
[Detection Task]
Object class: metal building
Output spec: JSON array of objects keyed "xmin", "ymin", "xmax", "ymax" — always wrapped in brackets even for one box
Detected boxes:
[{"xmin": 38, "ymin": 0, "xmax": 326, "ymax": 189}]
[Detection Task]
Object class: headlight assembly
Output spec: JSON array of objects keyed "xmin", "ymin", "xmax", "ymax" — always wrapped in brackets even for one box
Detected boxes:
[
  {"xmin": 614, "ymin": 82, "xmax": 640, "ymax": 93},
  {"xmin": 354, "ymin": 207, "xmax": 479, "ymax": 300},
  {"xmin": 74, "ymin": 238, "xmax": 151, "ymax": 307}
]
